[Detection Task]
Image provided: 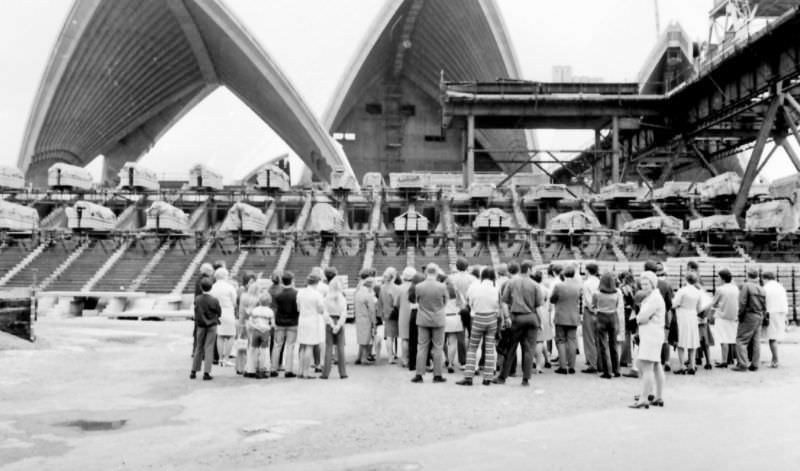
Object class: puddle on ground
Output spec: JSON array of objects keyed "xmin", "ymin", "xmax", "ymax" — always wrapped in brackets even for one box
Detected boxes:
[
  {"xmin": 345, "ymin": 462, "xmax": 422, "ymax": 471},
  {"xmin": 57, "ymin": 419, "xmax": 128, "ymax": 431}
]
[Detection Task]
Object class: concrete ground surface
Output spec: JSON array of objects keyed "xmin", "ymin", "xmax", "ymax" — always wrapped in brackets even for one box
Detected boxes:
[{"xmin": 1, "ymin": 316, "xmax": 799, "ymax": 471}]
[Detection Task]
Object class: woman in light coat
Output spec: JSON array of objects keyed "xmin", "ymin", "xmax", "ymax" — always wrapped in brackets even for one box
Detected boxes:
[
  {"xmin": 762, "ymin": 271, "xmax": 788, "ymax": 368},
  {"xmin": 209, "ymin": 268, "xmax": 238, "ymax": 366},
  {"xmin": 672, "ymin": 272, "xmax": 702, "ymax": 375},
  {"xmin": 630, "ymin": 271, "xmax": 666, "ymax": 409},
  {"xmin": 354, "ymin": 277, "xmax": 377, "ymax": 364}
]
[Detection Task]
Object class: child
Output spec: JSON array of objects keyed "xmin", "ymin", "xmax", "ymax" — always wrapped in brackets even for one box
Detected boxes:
[
  {"xmin": 191, "ymin": 277, "xmax": 221, "ymax": 381},
  {"xmin": 245, "ymin": 293, "xmax": 275, "ymax": 379}
]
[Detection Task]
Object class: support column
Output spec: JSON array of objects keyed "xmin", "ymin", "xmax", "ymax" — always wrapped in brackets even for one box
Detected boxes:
[
  {"xmin": 732, "ymin": 94, "xmax": 782, "ymax": 219},
  {"xmin": 593, "ymin": 130, "xmax": 602, "ymax": 192},
  {"xmin": 464, "ymin": 114, "xmax": 475, "ymax": 188},
  {"xmin": 611, "ymin": 116, "xmax": 620, "ymax": 184},
  {"xmin": 781, "ymin": 106, "xmax": 800, "ymax": 170}
]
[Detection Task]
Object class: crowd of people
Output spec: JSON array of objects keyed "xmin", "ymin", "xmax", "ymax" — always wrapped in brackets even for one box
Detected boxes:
[{"xmin": 188, "ymin": 257, "xmax": 789, "ymax": 410}]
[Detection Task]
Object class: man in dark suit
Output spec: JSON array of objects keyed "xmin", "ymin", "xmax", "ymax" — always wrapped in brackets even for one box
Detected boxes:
[
  {"xmin": 551, "ymin": 265, "xmax": 582, "ymax": 374},
  {"xmin": 191, "ymin": 277, "xmax": 221, "ymax": 380}
]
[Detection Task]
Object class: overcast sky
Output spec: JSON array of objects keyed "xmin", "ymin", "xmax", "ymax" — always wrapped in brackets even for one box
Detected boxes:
[{"xmin": 0, "ymin": 0, "xmax": 794, "ymax": 183}]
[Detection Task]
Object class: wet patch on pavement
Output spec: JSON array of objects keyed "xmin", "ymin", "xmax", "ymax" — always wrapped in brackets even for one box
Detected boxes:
[
  {"xmin": 57, "ymin": 419, "xmax": 129, "ymax": 431},
  {"xmin": 241, "ymin": 419, "xmax": 321, "ymax": 443}
]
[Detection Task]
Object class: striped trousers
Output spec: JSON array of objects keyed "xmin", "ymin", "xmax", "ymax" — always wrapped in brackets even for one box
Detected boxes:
[{"xmin": 465, "ymin": 312, "xmax": 498, "ymax": 380}]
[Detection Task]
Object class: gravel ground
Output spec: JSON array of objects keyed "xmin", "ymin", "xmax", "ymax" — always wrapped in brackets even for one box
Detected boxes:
[{"xmin": 1, "ymin": 316, "xmax": 798, "ymax": 470}]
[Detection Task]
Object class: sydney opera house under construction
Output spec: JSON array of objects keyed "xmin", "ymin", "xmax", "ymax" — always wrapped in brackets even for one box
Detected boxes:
[{"xmin": 3, "ymin": 0, "xmax": 800, "ymax": 328}]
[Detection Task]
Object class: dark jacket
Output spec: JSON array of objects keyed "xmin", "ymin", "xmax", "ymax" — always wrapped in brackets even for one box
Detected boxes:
[
  {"xmin": 739, "ymin": 281, "xmax": 766, "ymax": 320},
  {"xmin": 550, "ymin": 279, "xmax": 582, "ymax": 326},
  {"xmin": 194, "ymin": 274, "xmax": 211, "ymax": 297},
  {"xmin": 194, "ymin": 293, "xmax": 221, "ymax": 328},
  {"xmin": 274, "ymin": 286, "xmax": 300, "ymax": 327}
]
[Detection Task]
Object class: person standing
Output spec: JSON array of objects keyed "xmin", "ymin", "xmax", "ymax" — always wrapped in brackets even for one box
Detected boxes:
[
  {"xmin": 397, "ymin": 267, "xmax": 416, "ymax": 368},
  {"xmin": 321, "ymin": 277, "xmax": 348, "ymax": 379},
  {"xmin": 354, "ymin": 277, "xmax": 377, "ymax": 365},
  {"xmin": 378, "ymin": 267, "xmax": 401, "ymax": 364},
  {"xmin": 629, "ymin": 272, "xmax": 666, "ymax": 409},
  {"xmin": 495, "ymin": 261, "xmax": 542, "ymax": 386},
  {"xmin": 550, "ymin": 265, "xmax": 582, "ymax": 374},
  {"xmin": 710, "ymin": 268, "xmax": 739, "ymax": 368},
  {"xmin": 644, "ymin": 261, "xmax": 674, "ymax": 371},
  {"xmin": 543, "ymin": 264, "xmax": 563, "ymax": 364},
  {"xmin": 733, "ymin": 269, "xmax": 766, "ymax": 372},
  {"xmin": 451, "ymin": 257, "xmax": 478, "ymax": 364},
  {"xmin": 442, "ymin": 274, "xmax": 464, "ymax": 373},
  {"xmin": 296, "ymin": 272, "xmax": 326, "ymax": 378},
  {"xmin": 410, "ymin": 264, "xmax": 448, "ymax": 383},
  {"xmin": 209, "ymin": 268, "xmax": 238, "ymax": 366},
  {"xmin": 192, "ymin": 263, "xmax": 215, "ymax": 355},
  {"xmin": 191, "ymin": 277, "xmax": 221, "ymax": 380},
  {"xmin": 581, "ymin": 263, "xmax": 600, "ymax": 373},
  {"xmin": 531, "ymin": 270, "xmax": 552, "ymax": 373},
  {"xmin": 271, "ymin": 271, "xmax": 300, "ymax": 377},
  {"xmin": 673, "ymin": 272, "xmax": 702, "ymax": 375},
  {"xmin": 592, "ymin": 272, "xmax": 623, "ymax": 379},
  {"xmin": 456, "ymin": 267, "xmax": 499, "ymax": 386},
  {"xmin": 762, "ymin": 271, "xmax": 787, "ymax": 368},
  {"xmin": 618, "ymin": 272, "xmax": 637, "ymax": 370},
  {"xmin": 244, "ymin": 293, "xmax": 275, "ymax": 379}
]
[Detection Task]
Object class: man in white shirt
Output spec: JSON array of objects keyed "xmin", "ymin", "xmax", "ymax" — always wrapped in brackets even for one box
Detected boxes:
[
  {"xmin": 581, "ymin": 263, "xmax": 600, "ymax": 373},
  {"xmin": 762, "ymin": 271, "xmax": 788, "ymax": 368}
]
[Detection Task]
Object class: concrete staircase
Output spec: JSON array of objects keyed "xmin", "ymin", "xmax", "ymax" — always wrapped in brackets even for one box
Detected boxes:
[
  {"xmin": 734, "ymin": 244, "xmax": 754, "ymax": 263},
  {"xmin": 40, "ymin": 207, "xmax": 67, "ymax": 230},
  {"xmin": 39, "ymin": 241, "xmax": 91, "ymax": 290},
  {"xmin": 0, "ymin": 243, "xmax": 47, "ymax": 287},
  {"xmin": 510, "ymin": 185, "xmax": 530, "ymax": 229},
  {"xmin": 406, "ymin": 245, "xmax": 416, "ymax": 269},
  {"xmin": 188, "ymin": 201, "xmax": 209, "ymax": 230},
  {"xmin": 129, "ymin": 241, "xmax": 171, "ymax": 292},
  {"xmin": 171, "ymin": 239, "xmax": 213, "ymax": 296},
  {"xmin": 320, "ymin": 243, "xmax": 334, "ymax": 270},
  {"xmin": 610, "ymin": 238, "xmax": 629, "ymax": 263},
  {"xmin": 276, "ymin": 193, "xmax": 313, "ymax": 273},
  {"xmin": 229, "ymin": 251, "xmax": 249, "ymax": 280},
  {"xmin": 527, "ymin": 232, "xmax": 544, "ymax": 266},
  {"xmin": 114, "ymin": 204, "xmax": 140, "ymax": 230},
  {"xmin": 362, "ymin": 190, "xmax": 383, "ymax": 271},
  {"xmin": 488, "ymin": 242, "xmax": 501, "ymax": 269},
  {"xmin": 82, "ymin": 239, "xmax": 134, "ymax": 291}
]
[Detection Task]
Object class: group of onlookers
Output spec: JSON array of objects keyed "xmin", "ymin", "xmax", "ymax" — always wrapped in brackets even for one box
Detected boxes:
[{"xmin": 189, "ymin": 257, "xmax": 789, "ymax": 410}]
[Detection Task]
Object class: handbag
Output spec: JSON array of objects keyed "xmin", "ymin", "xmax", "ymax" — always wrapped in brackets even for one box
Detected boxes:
[
  {"xmin": 389, "ymin": 305, "xmax": 399, "ymax": 321},
  {"xmin": 762, "ymin": 312, "xmax": 771, "ymax": 328}
]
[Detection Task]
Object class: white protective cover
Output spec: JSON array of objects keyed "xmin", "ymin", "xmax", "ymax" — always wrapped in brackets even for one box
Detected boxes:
[
  {"xmin": 0, "ymin": 200, "xmax": 39, "ymax": 231},
  {"xmin": 218, "ymin": 202, "xmax": 267, "ymax": 233},
  {"xmin": 393, "ymin": 210, "xmax": 430, "ymax": 233},
  {"xmin": 66, "ymin": 201, "xmax": 116, "ymax": 231},
  {"xmin": 696, "ymin": 172, "xmax": 740, "ymax": 199},
  {"xmin": 145, "ymin": 201, "xmax": 189, "ymax": 232},
  {"xmin": 651, "ymin": 181, "xmax": 693, "ymax": 200},
  {"xmin": 0, "ymin": 165, "xmax": 25, "ymax": 190},
  {"xmin": 622, "ymin": 215, "xmax": 683, "ymax": 236},
  {"xmin": 188, "ymin": 164, "xmax": 223, "ymax": 190},
  {"xmin": 255, "ymin": 164, "xmax": 290, "ymax": 191},
  {"xmin": 547, "ymin": 210, "xmax": 600, "ymax": 232},
  {"xmin": 688, "ymin": 214, "xmax": 740, "ymax": 232},
  {"xmin": 523, "ymin": 184, "xmax": 574, "ymax": 202},
  {"xmin": 745, "ymin": 199, "xmax": 799, "ymax": 233},
  {"xmin": 47, "ymin": 163, "xmax": 93, "ymax": 190},
  {"xmin": 473, "ymin": 207, "xmax": 512, "ymax": 230},
  {"xmin": 598, "ymin": 182, "xmax": 642, "ymax": 201},
  {"xmin": 306, "ymin": 202, "xmax": 344, "ymax": 233},
  {"xmin": 117, "ymin": 162, "xmax": 159, "ymax": 191}
]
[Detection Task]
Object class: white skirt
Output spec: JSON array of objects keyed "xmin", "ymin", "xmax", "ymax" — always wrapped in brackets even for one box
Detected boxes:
[
  {"xmin": 297, "ymin": 314, "xmax": 322, "ymax": 345},
  {"xmin": 218, "ymin": 310, "xmax": 236, "ymax": 337},
  {"xmin": 676, "ymin": 308, "xmax": 700, "ymax": 349},
  {"xmin": 714, "ymin": 318, "xmax": 738, "ymax": 344},
  {"xmin": 637, "ymin": 323, "xmax": 664, "ymax": 362},
  {"xmin": 763, "ymin": 312, "xmax": 787, "ymax": 341}
]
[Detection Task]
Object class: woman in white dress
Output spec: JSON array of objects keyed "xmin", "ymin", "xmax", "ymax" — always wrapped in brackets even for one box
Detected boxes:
[
  {"xmin": 762, "ymin": 271, "xmax": 788, "ymax": 368},
  {"xmin": 532, "ymin": 270, "xmax": 553, "ymax": 373},
  {"xmin": 542, "ymin": 264, "xmax": 563, "ymax": 364},
  {"xmin": 630, "ymin": 271, "xmax": 666, "ymax": 409},
  {"xmin": 672, "ymin": 272, "xmax": 702, "ymax": 375},
  {"xmin": 296, "ymin": 272, "xmax": 326, "ymax": 378},
  {"xmin": 209, "ymin": 268, "xmax": 238, "ymax": 366},
  {"xmin": 442, "ymin": 275, "xmax": 464, "ymax": 373}
]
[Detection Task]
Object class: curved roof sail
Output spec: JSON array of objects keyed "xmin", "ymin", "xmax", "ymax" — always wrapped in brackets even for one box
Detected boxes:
[
  {"xmin": 322, "ymin": 0, "xmax": 536, "ymax": 181},
  {"xmin": 18, "ymin": 0, "xmax": 352, "ymax": 186}
]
